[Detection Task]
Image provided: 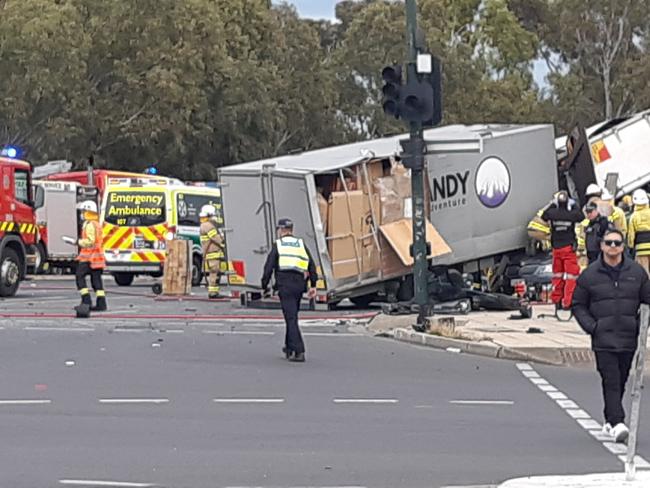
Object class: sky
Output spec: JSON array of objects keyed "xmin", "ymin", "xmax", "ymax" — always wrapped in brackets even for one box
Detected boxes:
[{"xmin": 283, "ymin": 0, "xmax": 337, "ymax": 20}]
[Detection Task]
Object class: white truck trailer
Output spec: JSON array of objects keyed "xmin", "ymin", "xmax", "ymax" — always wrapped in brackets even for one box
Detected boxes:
[{"xmin": 219, "ymin": 124, "xmax": 558, "ymax": 308}]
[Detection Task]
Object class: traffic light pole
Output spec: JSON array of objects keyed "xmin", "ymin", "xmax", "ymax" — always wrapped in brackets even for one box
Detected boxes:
[{"xmin": 405, "ymin": 0, "xmax": 429, "ymax": 329}]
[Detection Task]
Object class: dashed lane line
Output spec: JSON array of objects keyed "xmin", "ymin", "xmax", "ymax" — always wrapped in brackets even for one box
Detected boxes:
[
  {"xmin": 98, "ymin": 398, "xmax": 169, "ymax": 405},
  {"xmin": 516, "ymin": 362, "xmax": 650, "ymax": 469},
  {"xmin": 202, "ymin": 330, "xmax": 275, "ymax": 336},
  {"xmin": 213, "ymin": 398, "xmax": 285, "ymax": 404},
  {"xmin": 449, "ymin": 400, "xmax": 514, "ymax": 406},
  {"xmin": 59, "ymin": 480, "xmax": 156, "ymax": 487},
  {"xmin": 0, "ymin": 399, "xmax": 52, "ymax": 405},
  {"xmin": 24, "ymin": 326, "xmax": 94, "ymax": 332},
  {"xmin": 333, "ymin": 398, "xmax": 398, "ymax": 404}
]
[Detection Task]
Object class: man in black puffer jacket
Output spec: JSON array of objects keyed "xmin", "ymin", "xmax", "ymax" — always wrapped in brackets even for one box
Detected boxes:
[{"xmin": 573, "ymin": 229, "xmax": 650, "ymax": 443}]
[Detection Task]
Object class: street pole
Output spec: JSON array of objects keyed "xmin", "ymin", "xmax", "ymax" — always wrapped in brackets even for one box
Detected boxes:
[
  {"xmin": 405, "ymin": 0, "xmax": 429, "ymax": 329},
  {"xmin": 625, "ymin": 303, "xmax": 650, "ymax": 480}
]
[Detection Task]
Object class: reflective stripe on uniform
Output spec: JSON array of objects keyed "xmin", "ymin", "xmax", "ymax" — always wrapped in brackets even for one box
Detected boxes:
[
  {"xmin": 96, "ymin": 290, "xmax": 106, "ymax": 297},
  {"xmin": 527, "ymin": 221, "xmax": 550, "ymax": 233},
  {"xmin": 80, "ymin": 288, "xmax": 90, "ymax": 295},
  {"xmin": 208, "ymin": 286, "xmax": 220, "ymax": 293},
  {"xmin": 206, "ymin": 252, "xmax": 224, "ymax": 260},
  {"xmin": 277, "ymin": 237, "xmax": 309, "ymax": 273},
  {"xmin": 207, "ymin": 229, "xmax": 218, "ymax": 238}
]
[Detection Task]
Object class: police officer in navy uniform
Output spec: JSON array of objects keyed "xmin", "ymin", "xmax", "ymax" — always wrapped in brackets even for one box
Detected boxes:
[{"xmin": 261, "ymin": 218, "xmax": 317, "ymax": 362}]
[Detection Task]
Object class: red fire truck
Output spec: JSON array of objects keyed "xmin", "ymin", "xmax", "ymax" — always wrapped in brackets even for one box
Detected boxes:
[{"xmin": 0, "ymin": 154, "xmax": 39, "ymax": 297}]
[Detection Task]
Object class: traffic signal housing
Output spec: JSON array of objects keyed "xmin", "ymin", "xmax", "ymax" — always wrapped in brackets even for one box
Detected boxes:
[{"xmin": 381, "ymin": 64, "xmax": 403, "ymax": 120}]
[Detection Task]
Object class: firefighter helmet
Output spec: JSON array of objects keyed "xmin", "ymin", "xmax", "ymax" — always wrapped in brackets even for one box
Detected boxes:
[
  {"xmin": 585, "ymin": 183, "xmax": 602, "ymax": 198},
  {"xmin": 199, "ymin": 205, "xmax": 216, "ymax": 218},
  {"xmin": 633, "ymin": 189, "xmax": 649, "ymax": 206},
  {"xmin": 77, "ymin": 200, "xmax": 98, "ymax": 214}
]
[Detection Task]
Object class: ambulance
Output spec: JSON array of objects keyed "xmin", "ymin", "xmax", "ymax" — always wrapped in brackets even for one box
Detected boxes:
[{"xmin": 100, "ymin": 177, "xmax": 225, "ymax": 286}]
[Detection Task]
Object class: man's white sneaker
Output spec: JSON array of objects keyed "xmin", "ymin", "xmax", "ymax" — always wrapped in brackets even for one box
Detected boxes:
[
  {"xmin": 602, "ymin": 423, "xmax": 613, "ymax": 436},
  {"xmin": 612, "ymin": 423, "xmax": 629, "ymax": 444}
]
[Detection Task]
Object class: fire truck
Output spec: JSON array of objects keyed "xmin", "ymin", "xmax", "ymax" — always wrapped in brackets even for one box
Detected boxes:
[{"xmin": 0, "ymin": 154, "xmax": 40, "ymax": 297}]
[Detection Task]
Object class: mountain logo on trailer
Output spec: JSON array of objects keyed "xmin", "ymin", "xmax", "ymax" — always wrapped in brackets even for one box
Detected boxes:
[{"xmin": 475, "ymin": 156, "xmax": 511, "ymax": 208}]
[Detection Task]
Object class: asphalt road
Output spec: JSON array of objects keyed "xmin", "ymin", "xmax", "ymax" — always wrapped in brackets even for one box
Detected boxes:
[{"xmin": 1, "ymin": 277, "xmax": 650, "ymax": 488}]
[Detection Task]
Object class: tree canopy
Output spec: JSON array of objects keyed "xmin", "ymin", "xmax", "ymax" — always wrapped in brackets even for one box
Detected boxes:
[{"xmin": 1, "ymin": 0, "xmax": 648, "ymax": 177}]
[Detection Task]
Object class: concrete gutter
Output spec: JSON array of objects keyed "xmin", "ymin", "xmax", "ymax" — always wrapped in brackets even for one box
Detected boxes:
[{"xmin": 392, "ymin": 328, "xmax": 587, "ymax": 366}]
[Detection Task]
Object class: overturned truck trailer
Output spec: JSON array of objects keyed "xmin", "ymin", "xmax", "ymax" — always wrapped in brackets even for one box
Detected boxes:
[{"xmin": 219, "ymin": 124, "xmax": 557, "ymax": 308}]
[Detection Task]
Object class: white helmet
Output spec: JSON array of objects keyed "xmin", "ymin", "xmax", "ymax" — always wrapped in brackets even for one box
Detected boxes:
[
  {"xmin": 77, "ymin": 200, "xmax": 98, "ymax": 214},
  {"xmin": 633, "ymin": 189, "xmax": 649, "ymax": 205},
  {"xmin": 199, "ymin": 204, "xmax": 216, "ymax": 218},
  {"xmin": 585, "ymin": 183, "xmax": 602, "ymax": 198},
  {"xmin": 601, "ymin": 189, "xmax": 613, "ymax": 202}
]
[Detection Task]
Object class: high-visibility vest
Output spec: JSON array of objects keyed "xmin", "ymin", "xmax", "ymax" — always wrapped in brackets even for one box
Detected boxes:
[
  {"xmin": 277, "ymin": 236, "xmax": 309, "ymax": 273},
  {"xmin": 78, "ymin": 220, "xmax": 106, "ymax": 269}
]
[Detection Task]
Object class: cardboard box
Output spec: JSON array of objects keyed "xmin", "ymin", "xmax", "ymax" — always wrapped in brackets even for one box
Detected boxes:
[
  {"xmin": 374, "ymin": 164, "xmax": 412, "ymax": 224},
  {"xmin": 357, "ymin": 159, "xmax": 386, "ymax": 194},
  {"xmin": 379, "ymin": 218, "xmax": 451, "ymax": 266},
  {"xmin": 327, "ymin": 191, "xmax": 381, "ymax": 279}
]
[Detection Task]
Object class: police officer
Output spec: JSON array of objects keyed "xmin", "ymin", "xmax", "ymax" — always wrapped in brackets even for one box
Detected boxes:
[
  {"xmin": 584, "ymin": 201, "xmax": 610, "ymax": 264},
  {"xmin": 199, "ymin": 204, "xmax": 224, "ymax": 299},
  {"xmin": 261, "ymin": 218, "xmax": 317, "ymax": 362},
  {"xmin": 74, "ymin": 200, "xmax": 106, "ymax": 317}
]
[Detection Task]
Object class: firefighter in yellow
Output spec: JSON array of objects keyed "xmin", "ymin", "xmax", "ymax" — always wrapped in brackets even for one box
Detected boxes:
[
  {"xmin": 199, "ymin": 204, "xmax": 224, "ymax": 299},
  {"xmin": 527, "ymin": 206, "xmax": 552, "ymax": 252},
  {"xmin": 628, "ymin": 189, "xmax": 650, "ymax": 276},
  {"xmin": 74, "ymin": 200, "xmax": 106, "ymax": 317}
]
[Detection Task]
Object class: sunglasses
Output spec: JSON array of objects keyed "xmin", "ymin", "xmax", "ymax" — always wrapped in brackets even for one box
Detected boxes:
[{"xmin": 603, "ymin": 239, "xmax": 624, "ymax": 247}]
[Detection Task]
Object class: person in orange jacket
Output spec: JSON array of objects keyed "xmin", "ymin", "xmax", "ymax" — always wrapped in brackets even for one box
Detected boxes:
[{"xmin": 74, "ymin": 200, "xmax": 106, "ymax": 317}]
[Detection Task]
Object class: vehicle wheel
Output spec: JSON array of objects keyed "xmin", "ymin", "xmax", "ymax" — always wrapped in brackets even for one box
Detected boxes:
[
  {"xmin": 397, "ymin": 276, "xmax": 415, "ymax": 301},
  {"xmin": 29, "ymin": 242, "xmax": 47, "ymax": 274},
  {"xmin": 114, "ymin": 273, "xmax": 135, "ymax": 287},
  {"xmin": 0, "ymin": 248, "xmax": 22, "ymax": 297},
  {"xmin": 152, "ymin": 283, "xmax": 163, "ymax": 295},
  {"xmin": 191, "ymin": 255, "xmax": 203, "ymax": 287},
  {"xmin": 350, "ymin": 294, "xmax": 376, "ymax": 308}
]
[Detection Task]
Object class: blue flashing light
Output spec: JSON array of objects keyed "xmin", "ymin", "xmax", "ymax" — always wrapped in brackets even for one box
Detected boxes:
[
  {"xmin": 1, "ymin": 146, "xmax": 20, "ymax": 159},
  {"xmin": 145, "ymin": 166, "xmax": 158, "ymax": 175}
]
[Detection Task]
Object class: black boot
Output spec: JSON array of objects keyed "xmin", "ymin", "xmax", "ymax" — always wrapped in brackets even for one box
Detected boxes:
[
  {"xmin": 75, "ymin": 294, "xmax": 92, "ymax": 318},
  {"xmin": 289, "ymin": 352, "xmax": 305, "ymax": 363},
  {"xmin": 91, "ymin": 296, "xmax": 107, "ymax": 312},
  {"xmin": 282, "ymin": 346, "xmax": 291, "ymax": 359}
]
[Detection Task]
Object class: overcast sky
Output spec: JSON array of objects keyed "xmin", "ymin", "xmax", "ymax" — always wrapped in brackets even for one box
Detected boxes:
[{"xmin": 282, "ymin": 0, "xmax": 337, "ymax": 20}]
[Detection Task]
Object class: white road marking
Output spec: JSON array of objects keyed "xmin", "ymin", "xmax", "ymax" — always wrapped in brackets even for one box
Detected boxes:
[
  {"xmin": 557, "ymin": 399, "xmax": 579, "ymax": 409},
  {"xmin": 202, "ymin": 331, "xmax": 275, "ymax": 336},
  {"xmin": 24, "ymin": 327, "xmax": 94, "ymax": 332},
  {"xmin": 566, "ymin": 408, "xmax": 590, "ymax": 419},
  {"xmin": 414, "ymin": 405, "xmax": 434, "ymax": 409},
  {"xmin": 163, "ymin": 329, "xmax": 184, "ymax": 334},
  {"xmin": 522, "ymin": 370, "xmax": 540, "ymax": 378},
  {"xmin": 516, "ymin": 362, "xmax": 650, "ymax": 467},
  {"xmin": 333, "ymin": 398, "xmax": 398, "ymax": 404},
  {"xmin": 59, "ymin": 480, "xmax": 155, "ymax": 487},
  {"xmin": 213, "ymin": 398, "xmax": 285, "ymax": 404},
  {"xmin": 98, "ymin": 398, "xmax": 169, "ymax": 405},
  {"xmin": 449, "ymin": 400, "xmax": 514, "ymax": 406},
  {"xmin": 547, "ymin": 391, "xmax": 568, "ymax": 400},
  {"xmin": 0, "ymin": 399, "xmax": 52, "ymax": 405},
  {"xmin": 529, "ymin": 377, "xmax": 549, "ymax": 385},
  {"xmin": 302, "ymin": 332, "xmax": 363, "ymax": 337},
  {"xmin": 537, "ymin": 384, "xmax": 558, "ymax": 392}
]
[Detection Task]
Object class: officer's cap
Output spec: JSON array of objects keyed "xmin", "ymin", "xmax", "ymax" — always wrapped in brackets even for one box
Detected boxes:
[{"xmin": 276, "ymin": 218, "xmax": 294, "ymax": 229}]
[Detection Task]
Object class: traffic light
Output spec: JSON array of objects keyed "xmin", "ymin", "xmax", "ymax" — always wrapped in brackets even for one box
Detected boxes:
[{"xmin": 381, "ymin": 64, "xmax": 403, "ymax": 119}]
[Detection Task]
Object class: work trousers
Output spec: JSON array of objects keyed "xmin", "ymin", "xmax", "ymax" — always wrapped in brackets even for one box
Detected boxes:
[
  {"xmin": 636, "ymin": 255, "xmax": 650, "ymax": 278},
  {"xmin": 551, "ymin": 245, "xmax": 580, "ymax": 308},
  {"xmin": 75, "ymin": 262, "xmax": 105, "ymax": 302},
  {"xmin": 279, "ymin": 289, "xmax": 305, "ymax": 354},
  {"xmin": 205, "ymin": 259, "xmax": 221, "ymax": 296},
  {"xmin": 595, "ymin": 350, "xmax": 636, "ymax": 426}
]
